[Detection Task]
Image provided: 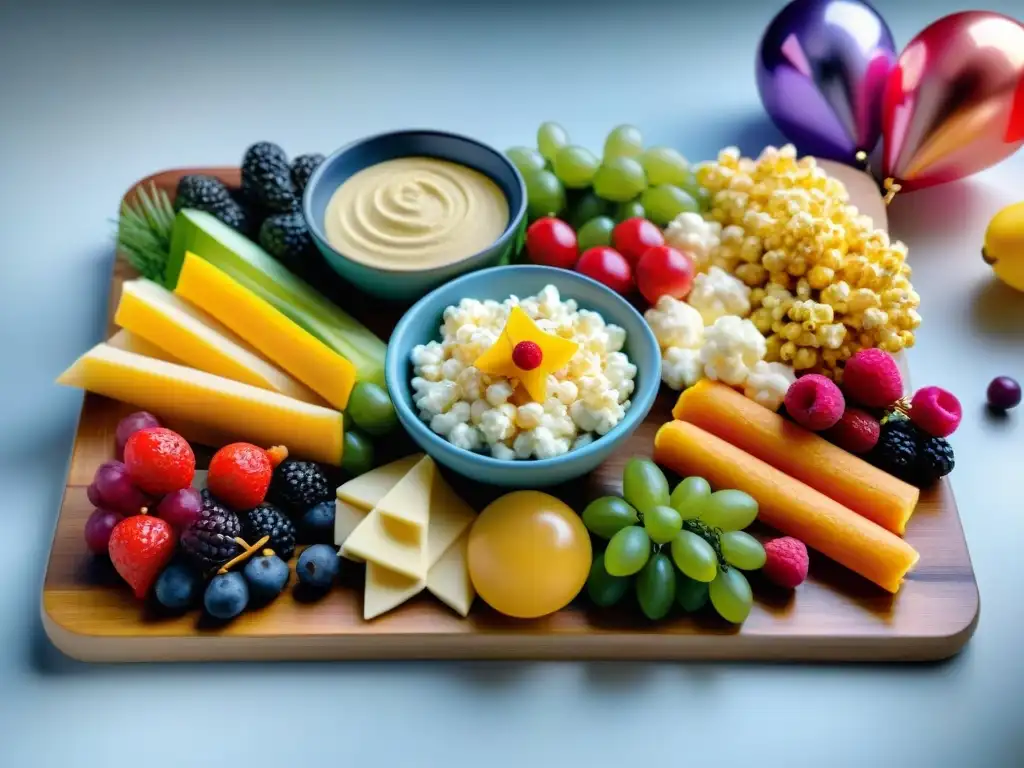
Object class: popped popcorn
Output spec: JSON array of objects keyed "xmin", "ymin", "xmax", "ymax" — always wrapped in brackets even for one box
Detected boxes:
[
  {"xmin": 664, "ymin": 211, "xmax": 722, "ymax": 268},
  {"xmin": 410, "ymin": 285, "xmax": 636, "ymax": 460},
  {"xmin": 661, "ymin": 346, "xmax": 704, "ymax": 390},
  {"xmin": 686, "ymin": 266, "xmax": 752, "ymax": 325},
  {"xmin": 643, "ymin": 295, "xmax": 704, "ymax": 350},
  {"xmin": 743, "ymin": 360, "xmax": 797, "ymax": 411},
  {"xmin": 699, "ymin": 315, "xmax": 767, "ymax": 387}
]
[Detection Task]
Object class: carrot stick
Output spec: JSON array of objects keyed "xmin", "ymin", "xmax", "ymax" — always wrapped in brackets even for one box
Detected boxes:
[
  {"xmin": 672, "ymin": 380, "xmax": 919, "ymax": 535},
  {"xmin": 653, "ymin": 420, "xmax": 919, "ymax": 593}
]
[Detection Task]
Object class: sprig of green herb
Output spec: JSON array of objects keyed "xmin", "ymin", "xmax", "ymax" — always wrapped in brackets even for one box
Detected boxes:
[{"xmin": 116, "ymin": 182, "xmax": 175, "ymax": 282}]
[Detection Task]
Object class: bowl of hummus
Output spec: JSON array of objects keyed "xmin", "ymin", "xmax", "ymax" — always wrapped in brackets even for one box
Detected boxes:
[{"xmin": 303, "ymin": 130, "xmax": 527, "ymax": 301}]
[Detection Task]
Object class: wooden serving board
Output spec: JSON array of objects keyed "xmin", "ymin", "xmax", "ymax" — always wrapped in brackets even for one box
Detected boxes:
[{"xmin": 41, "ymin": 162, "xmax": 978, "ymax": 663}]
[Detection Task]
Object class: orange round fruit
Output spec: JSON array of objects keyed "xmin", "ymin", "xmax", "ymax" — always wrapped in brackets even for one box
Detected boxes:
[{"xmin": 467, "ymin": 491, "xmax": 592, "ymax": 619}]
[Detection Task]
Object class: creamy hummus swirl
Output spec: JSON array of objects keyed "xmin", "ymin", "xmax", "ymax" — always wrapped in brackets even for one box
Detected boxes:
[{"xmin": 323, "ymin": 157, "xmax": 509, "ymax": 271}]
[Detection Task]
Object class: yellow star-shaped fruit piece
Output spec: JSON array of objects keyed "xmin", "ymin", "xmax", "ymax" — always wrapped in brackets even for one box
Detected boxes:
[{"xmin": 473, "ymin": 306, "xmax": 579, "ymax": 403}]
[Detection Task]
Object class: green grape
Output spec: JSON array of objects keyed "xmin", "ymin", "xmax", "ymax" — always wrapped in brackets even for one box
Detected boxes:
[
  {"xmin": 639, "ymin": 184, "xmax": 699, "ymax": 227},
  {"xmin": 639, "ymin": 146, "xmax": 689, "ymax": 186},
  {"xmin": 697, "ymin": 187, "xmax": 712, "ymax": 212},
  {"xmin": 615, "ymin": 199, "xmax": 645, "ymax": 222},
  {"xmin": 506, "ymin": 146, "xmax": 546, "ymax": 175},
  {"xmin": 604, "ymin": 525, "xmax": 651, "ymax": 577},
  {"xmin": 553, "ymin": 145, "xmax": 600, "ymax": 189},
  {"xmin": 709, "ymin": 567, "xmax": 753, "ymax": 624},
  {"xmin": 700, "ymin": 489, "xmax": 759, "ymax": 531},
  {"xmin": 621, "ymin": 457, "xmax": 669, "ymax": 516},
  {"xmin": 675, "ymin": 572, "xmax": 710, "ymax": 612},
  {"xmin": 592, "ymin": 157, "xmax": 647, "ymax": 202},
  {"xmin": 603, "ymin": 124, "xmax": 644, "ymax": 160},
  {"xmin": 635, "ymin": 553, "xmax": 676, "ymax": 620},
  {"xmin": 670, "ymin": 530, "xmax": 718, "ymax": 582},
  {"xmin": 670, "ymin": 476, "xmax": 711, "ymax": 520},
  {"xmin": 567, "ymin": 191, "xmax": 612, "ymax": 228},
  {"xmin": 644, "ymin": 505, "xmax": 682, "ymax": 545},
  {"xmin": 577, "ymin": 216, "xmax": 616, "ymax": 251},
  {"xmin": 341, "ymin": 429, "xmax": 375, "ymax": 477},
  {"xmin": 524, "ymin": 169, "xmax": 566, "ymax": 219},
  {"xmin": 582, "ymin": 496, "xmax": 639, "ymax": 539},
  {"xmin": 587, "ymin": 551, "xmax": 631, "ymax": 607},
  {"xmin": 720, "ymin": 531, "xmax": 766, "ymax": 570},
  {"xmin": 347, "ymin": 382, "xmax": 398, "ymax": 435},
  {"xmin": 676, "ymin": 168, "xmax": 701, "ymax": 199},
  {"xmin": 537, "ymin": 122, "xmax": 570, "ymax": 162}
]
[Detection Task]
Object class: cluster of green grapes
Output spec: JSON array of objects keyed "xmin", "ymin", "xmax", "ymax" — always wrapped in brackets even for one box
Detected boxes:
[
  {"xmin": 506, "ymin": 123, "xmax": 710, "ymax": 230},
  {"xmin": 582, "ymin": 458, "xmax": 766, "ymax": 624}
]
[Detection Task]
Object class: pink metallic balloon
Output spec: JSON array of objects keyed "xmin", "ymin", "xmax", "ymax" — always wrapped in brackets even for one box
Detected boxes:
[{"xmin": 882, "ymin": 11, "xmax": 1024, "ymax": 192}]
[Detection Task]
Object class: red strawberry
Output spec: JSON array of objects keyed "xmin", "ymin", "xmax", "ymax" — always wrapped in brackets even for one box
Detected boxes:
[
  {"xmin": 108, "ymin": 514, "xmax": 176, "ymax": 599},
  {"xmin": 124, "ymin": 427, "xmax": 195, "ymax": 496},
  {"xmin": 207, "ymin": 443, "xmax": 287, "ymax": 510}
]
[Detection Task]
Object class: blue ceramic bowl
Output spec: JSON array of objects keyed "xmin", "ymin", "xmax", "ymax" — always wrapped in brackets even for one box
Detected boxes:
[
  {"xmin": 385, "ymin": 265, "xmax": 662, "ymax": 488},
  {"xmin": 303, "ymin": 130, "xmax": 527, "ymax": 301}
]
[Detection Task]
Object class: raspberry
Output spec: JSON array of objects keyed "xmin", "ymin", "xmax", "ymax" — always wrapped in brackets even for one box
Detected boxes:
[
  {"xmin": 824, "ymin": 407, "xmax": 880, "ymax": 454},
  {"xmin": 784, "ymin": 374, "xmax": 845, "ymax": 431},
  {"xmin": 207, "ymin": 443, "xmax": 287, "ymax": 510},
  {"xmin": 512, "ymin": 341, "xmax": 543, "ymax": 371},
  {"xmin": 123, "ymin": 428, "xmax": 195, "ymax": 496},
  {"xmin": 843, "ymin": 348, "xmax": 903, "ymax": 408},
  {"xmin": 762, "ymin": 537, "xmax": 809, "ymax": 589},
  {"xmin": 909, "ymin": 386, "xmax": 962, "ymax": 438}
]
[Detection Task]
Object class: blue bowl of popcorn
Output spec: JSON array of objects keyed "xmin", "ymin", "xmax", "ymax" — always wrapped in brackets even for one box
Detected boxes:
[{"xmin": 385, "ymin": 265, "xmax": 661, "ymax": 487}]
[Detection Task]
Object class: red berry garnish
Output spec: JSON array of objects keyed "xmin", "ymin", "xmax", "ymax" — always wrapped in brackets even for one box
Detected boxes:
[
  {"xmin": 909, "ymin": 386, "xmax": 962, "ymax": 438},
  {"xmin": 207, "ymin": 442, "xmax": 280, "ymax": 510},
  {"xmin": 512, "ymin": 341, "xmax": 543, "ymax": 371},
  {"xmin": 784, "ymin": 374, "xmax": 845, "ymax": 431},
  {"xmin": 824, "ymin": 407, "xmax": 880, "ymax": 454},
  {"xmin": 123, "ymin": 427, "xmax": 195, "ymax": 496},
  {"xmin": 842, "ymin": 348, "xmax": 903, "ymax": 408},
  {"xmin": 762, "ymin": 537, "xmax": 809, "ymax": 589}
]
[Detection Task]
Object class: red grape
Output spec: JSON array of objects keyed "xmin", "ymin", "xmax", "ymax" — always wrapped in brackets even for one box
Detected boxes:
[
  {"xmin": 576, "ymin": 247, "xmax": 634, "ymax": 294},
  {"xmin": 115, "ymin": 411, "xmax": 161, "ymax": 460},
  {"xmin": 84, "ymin": 508, "xmax": 124, "ymax": 555},
  {"xmin": 93, "ymin": 460, "xmax": 150, "ymax": 515},
  {"xmin": 156, "ymin": 487, "xmax": 203, "ymax": 531},
  {"xmin": 525, "ymin": 217, "xmax": 578, "ymax": 269},
  {"xmin": 636, "ymin": 245, "xmax": 695, "ymax": 304},
  {"xmin": 612, "ymin": 217, "xmax": 664, "ymax": 265},
  {"xmin": 86, "ymin": 482, "xmax": 103, "ymax": 507}
]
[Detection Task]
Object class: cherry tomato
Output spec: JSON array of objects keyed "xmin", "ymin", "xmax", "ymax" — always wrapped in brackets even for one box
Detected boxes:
[
  {"xmin": 636, "ymin": 245, "xmax": 695, "ymax": 304},
  {"xmin": 525, "ymin": 217, "xmax": 578, "ymax": 269},
  {"xmin": 576, "ymin": 247, "xmax": 634, "ymax": 294},
  {"xmin": 611, "ymin": 217, "xmax": 664, "ymax": 265}
]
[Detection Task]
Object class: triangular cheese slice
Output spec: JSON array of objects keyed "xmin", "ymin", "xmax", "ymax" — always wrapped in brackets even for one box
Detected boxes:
[
  {"xmin": 376, "ymin": 455, "xmax": 434, "ymax": 542},
  {"xmin": 364, "ymin": 563, "xmax": 424, "ymax": 620},
  {"xmin": 426, "ymin": 474, "xmax": 476, "ymax": 562},
  {"xmin": 427, "ymin": 534, "xmax": 475, "ymax": 617},
  {"xmin": 342, "ymin": 508, "xmax": 427, "ymax": 580},
  {"xmin": 334, "ymin": 499, "xmax": 366, "ymax": 561},
  {"xmin": 336, "ymin": 454, "xmax": 423, "ymax": 510}
]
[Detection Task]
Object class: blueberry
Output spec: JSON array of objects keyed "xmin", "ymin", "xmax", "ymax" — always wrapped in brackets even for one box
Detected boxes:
[
  {"xmin": 154, "ymin": 563, "xmax": 201, "ymax": 610},
  {"xmin": 300, "ymin": 501, "xmax": 335, "ymax": 544},
  {"xmin": 296, "ymin": 544, "xmax": 340, "ymax": 590},
  {"xmin": 243, "ymin": 554, "xmax": 290, "ymax": 602},
  {"xmin": 203, "ymin": 572, "xmax": 249, "ymax": 619}
]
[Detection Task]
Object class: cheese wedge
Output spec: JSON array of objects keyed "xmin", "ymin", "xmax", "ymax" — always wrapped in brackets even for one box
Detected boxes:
[
  {"xmin": 364, "ymin": 564, "xmax": 424, "ymax": 621},
  {"xmin": 334, "ymin": 499, "xmax": 366, "ymax": 561},
  {"xmin": 343, "ymin": 508, "xmax": 427, "ymax": 579},
  {"xmin": 56, "ymin": 344, "xmax": 344, "ymax": 464},
  {"xmin": 376, "ymin": 455, "xmax": 434, "ymax": 542},
  {"xmin": 427, "ymin": 534, "xmax": 475, "ymax": 617},
  {"xmin": 107, "ymin": 329, "xmax": 181, "ymax": 363},
  {"xmin": 174, "ymin": 253, "xmax": 355, "ymax": 411},
  {"xmin": 115, "ymin": 278, "xmax": 321, "ymax": 405},
  {"xmin": 336, "ymin": 454, "xmax": 424, "ymax": 509}
]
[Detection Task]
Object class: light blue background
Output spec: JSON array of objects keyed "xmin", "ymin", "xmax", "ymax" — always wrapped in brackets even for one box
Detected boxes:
[{"xmin": 2, "ymin": 0, "xmax": 1023, "ymax": 765}]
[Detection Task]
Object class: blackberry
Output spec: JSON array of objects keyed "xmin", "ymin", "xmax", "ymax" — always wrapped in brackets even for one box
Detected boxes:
[
  {"xmin": 268, "ymin": 460, "xmax": 332, "ymax": 515},
  {"xmin": 259, "ymin": 212, "xmax": 313, "ymax": 265},
  {"xmin": 917, "ymin": 435, "xmax": 955, "ymax": 486},
  {"xmin": 175, "ymin": 174, "xmax": 252, "ymax": 234},
  {"xmin": 291, "ymin": 153, "xmax": 325, "ymax": 197},
  {"xmin": 241, "ymin": 503, "xmax": 297, "ymax": 561},
  {"xmin": 870, "ymin": 418, "xmax": 919, "ymax": 483},
  {"xmin": 179, "ymin": 491, "xmax": 243, "ymax": 572},
  {"xmin": 241, "ymin": 141, "xmax": 297, "ymax": 213}
]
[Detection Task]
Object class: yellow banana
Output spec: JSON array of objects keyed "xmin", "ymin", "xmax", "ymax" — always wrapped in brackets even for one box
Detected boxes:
[{"xmin": 983, "ymin": 202, "xmax": 1024, "ymax": 292}]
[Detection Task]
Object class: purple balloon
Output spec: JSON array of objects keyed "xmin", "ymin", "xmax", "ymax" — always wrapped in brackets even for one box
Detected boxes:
[{"xmin": 756, "ymin": 0, "xmax": 896, "ymax": 164}]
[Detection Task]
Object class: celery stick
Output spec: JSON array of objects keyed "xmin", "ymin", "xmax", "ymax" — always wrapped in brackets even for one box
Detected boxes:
[{"xmin": 167, "ymin": 210, "xmax": 386, "ymax": 385}]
